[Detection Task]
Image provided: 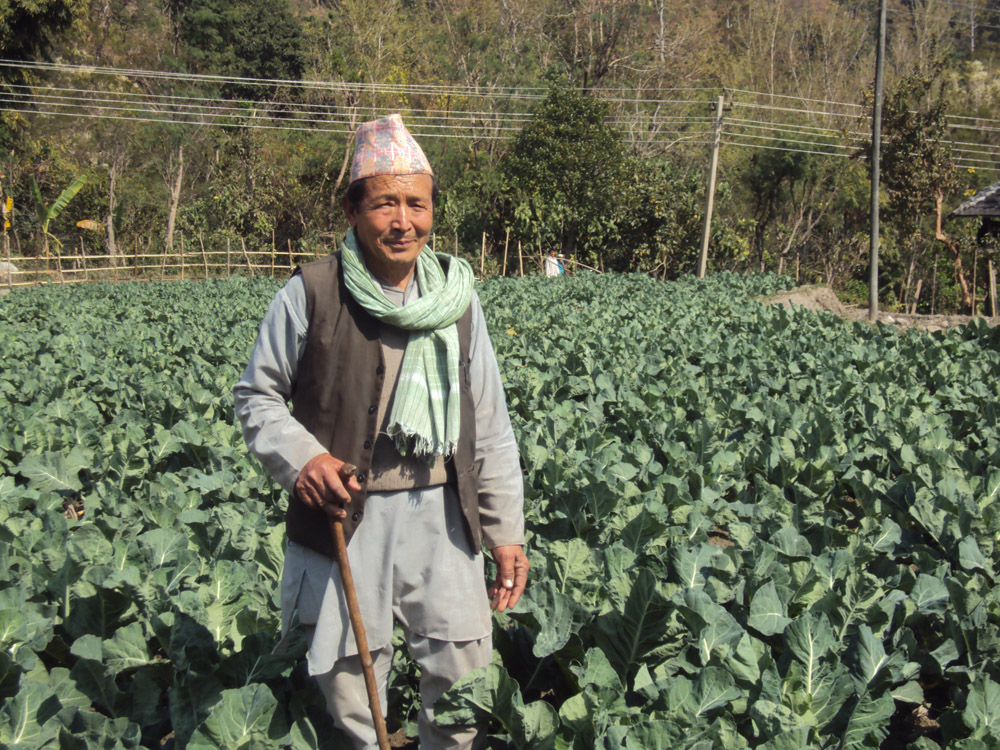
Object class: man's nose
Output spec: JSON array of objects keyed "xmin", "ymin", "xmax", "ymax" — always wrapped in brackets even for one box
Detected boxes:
[{"xmin": 390, "ymin": 203, "xmax": 411, "ymax": 230}]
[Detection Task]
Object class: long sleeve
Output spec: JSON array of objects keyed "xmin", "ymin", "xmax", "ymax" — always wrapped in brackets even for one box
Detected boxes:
[
  {"xmin": 233, "ymin": 275, "xmax": 328, "ymax": 492},
  {"xmin": 467, "ymin": 291, "xmax": 526, "ymax": 549}
]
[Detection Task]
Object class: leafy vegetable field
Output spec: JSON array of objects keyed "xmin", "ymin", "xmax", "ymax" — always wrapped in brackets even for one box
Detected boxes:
[{"xmin": 2, "ymin": 273, "xmax": 1000, "ymax": 749}]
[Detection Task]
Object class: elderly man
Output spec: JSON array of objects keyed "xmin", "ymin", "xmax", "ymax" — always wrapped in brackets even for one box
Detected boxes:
[{"xmin": 234, "ymin": 114, "xmax": 528, "ymax": 749}]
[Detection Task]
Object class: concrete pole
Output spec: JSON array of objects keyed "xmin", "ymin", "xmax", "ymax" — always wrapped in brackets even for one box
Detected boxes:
[
  {"xmin": 869, "ymin": 0, "xmax": 887, "ymax": 322},
  {"xmin": 698, "ymin": 94, "xmax": 725, "ymax": 279}
]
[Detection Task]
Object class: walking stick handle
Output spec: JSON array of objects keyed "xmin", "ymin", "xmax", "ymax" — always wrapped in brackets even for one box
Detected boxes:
[{"xmin": 328, "ymin": 464, "xmax": 392, "ymax": 750}]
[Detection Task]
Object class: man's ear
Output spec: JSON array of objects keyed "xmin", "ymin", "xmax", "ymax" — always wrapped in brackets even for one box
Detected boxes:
[{"xmin": 342, "ymin": 195, "xmax": 358, "ymax": 227}]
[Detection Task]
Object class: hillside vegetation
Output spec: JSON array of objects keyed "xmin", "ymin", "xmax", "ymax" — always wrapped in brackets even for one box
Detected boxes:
[{"xmin": 4, "ymin": 0, "xmax": 1000, "ymax": 308}]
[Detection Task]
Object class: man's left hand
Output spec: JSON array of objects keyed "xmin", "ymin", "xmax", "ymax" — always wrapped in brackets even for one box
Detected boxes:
[{"xmin": 488, "ymin": 545, "xmax": 529, "ymax": 612}]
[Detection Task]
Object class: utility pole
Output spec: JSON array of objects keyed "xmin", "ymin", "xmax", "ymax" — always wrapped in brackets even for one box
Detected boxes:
[
  {"xmin": 869, "ymin": 0, "xmax": 887, "ymax": 322},
  {"xmin": 698, "ymin": 94, "xmax": 725, "ymax": 279}
]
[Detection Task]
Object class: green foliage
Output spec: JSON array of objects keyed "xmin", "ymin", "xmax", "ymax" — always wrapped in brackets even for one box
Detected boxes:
[
  {"xmin": 497, "ymin": 81, "xmax": 631, "ymax": 266},
  {"xmin": 0, "ymin": 0, "xmax": 81, "ymax": 147},
  {"xmin": 447, "ymin": 271, "xmax": 1000, "ymax": 747},
  {"xmin": 28, "ymin": 172, "xmax": 88, "ymax": 252},
  {"xmin": 0, "ymin": 277, "xmax": 344, "ymax": 749},
  {"xmin": 177, "ymin": 0, "xmax": 305, "ymax": 99},
  {"xmin": 4, "ymin": 273, "xmax": 1000, "ymax": 745},
  {"xmin": 445, "ymin": 83, "xmax": 715, "ymax": 275},
  {"xmin": 868, "ymin": 71, "xmax": 954, "ymax": 242}
]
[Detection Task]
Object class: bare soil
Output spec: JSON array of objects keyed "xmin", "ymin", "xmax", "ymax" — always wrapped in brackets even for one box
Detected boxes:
[{"xmin": 761, "ymin": 285, "xmax": 1000, "ymax": 332}]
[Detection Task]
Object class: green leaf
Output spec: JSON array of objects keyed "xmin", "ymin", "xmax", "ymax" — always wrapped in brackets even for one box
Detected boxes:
[
  {"xmin": 518, "ymin": 579, "xmax": 585, "ymax": 658},
  {"xmin": 622, "ymin": 720, "xmax": 687, "ymax": 749},
  {"xmin": 958, "ymin": 537, "xmax": 988, "ymax": 573},
  {"xmin": 435, "ymin": 664, "xmax": 558, "ymax": 750},
  {"xmin": 0, "ymin": 678, "xmax": 60, "ymax": 748},
  {"xmin": 848, "ymin": 625, "xmax": 898, "ymax": 695},
  {"xmin": 28, "ymin": 175, "xmax": 47, "ymax": 224},
  {"xmin": 679, "ymin": 588, "xmax": 743, "ymax": 665},
  {"xmin": 187, "ymin": 684, "xmax": 278, "ymax": 750},
  {"xmin": 15, "ymin": 449, "xmax": 92, "ymax": 493},
  {"xmin": 670, "ymin": 543, "xmax": 719, "ymax": 590},
  {"xmin": 102, "ymin": 623, "xmax": 152, "ymax": 673},
  {"xmin": 47, "ymin": 174, "xmax": 88, "ymax": 223},
  {"xmin": 690, "ymin": 667, "xmax": 741, "ymax": 718},
  {"xmin": 963, "ymin": 676, "xmax": 1000, "ymax": 738},
  {"xmin": 594, "ymin": 569, "xmax": 671, "ymax": 677},
  {"xmin": 869, "ymin": 518, "xmax": 902, "ymax": 554},
  {"xmin": 837, "ymin": 692, "xmax": 894, "ymax": 749},
  {"xmin": 892, "ymin": 681, "xmax": 924, "ymax": 704},
  {"xmin": 910, "ymin": 574, "xmax": 950, "ymax": 615},
  {"xmin": 758, "ymin": 727, "xmax": 812, "ymax": 750},
  {"xmin": 138, "ymin": 529, "xmax": 189, "ymax": 567},
  {"xmin": 53, "ymin": 708, "xmax": 141, "ymax": 750},
  {"xmin": 786, "ymin": 613, "xmax": 834, "ymax": 693},
  {"xmin": 748, "ymin": 581, "xmax": 791, "ymax": 636},
  {"xmin": 770, "ymin": 527, "xmax": 811, "ymax": 558}
]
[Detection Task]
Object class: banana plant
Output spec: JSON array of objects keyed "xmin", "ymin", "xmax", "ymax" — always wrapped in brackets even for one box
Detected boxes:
[{"xmin": 29, "ymin": 173, "xmax": 88, "ymax": 257}]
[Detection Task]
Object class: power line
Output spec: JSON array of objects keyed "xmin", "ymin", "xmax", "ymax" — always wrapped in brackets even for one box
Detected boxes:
[
  {"xmin": 10, "ymin": 83, "xmax": 538, "ymax": 123},
  {"xmin": 2, "ymin": 103, "xmax": 712, "ymax": 147},
  {"xmin": 720, "ymin": 139, "xmax": 849, "ymax": 158},
  {"xmin": 6, "ymin": 59, "xmax": 996, "ymax": 165},
  {"xmin": 4, "ymin": 90, "xmax": 716, "ymax": 141},
  {"xmin": 722, "ymin": 128, "xmax": 854, "ymax": 151},
  {"xmin": 885, "ymin": 6, "xmax": 1000, "ymax": 30},
  {"xmin": 731, "ymin": 100, "xmax": 863, "ymax": 120},
  {"xmin": 1, "ymin": 92, "xmax": 528, "ymax": 133},
  {"xmin": 0, "ymin": 59, "xmax": 717, "ymax": 105},
  {"xmin": 728, "ymin": 88, "xmax": 863, "ymax": 110},
  {"xmin": 726, "ymin": 117, "xmax": 1000, "ymax": 158},
  {"xmin": 933, "ymin": 0, "xmax": 1000, "ymax": 17}
]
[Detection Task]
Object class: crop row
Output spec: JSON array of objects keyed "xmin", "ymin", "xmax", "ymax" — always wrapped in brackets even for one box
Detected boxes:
[{"xmin": 1, "ymin": 273, "xmax": 999, "ymax": 748}]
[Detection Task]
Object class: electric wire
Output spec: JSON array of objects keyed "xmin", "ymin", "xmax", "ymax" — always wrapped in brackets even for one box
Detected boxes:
[
  {"xmin": 3, "ymin": 103, "xmax": 713, "ymax": 146},
  {"xmin": 5, "ymin": 60, "xmax": 997, "ymax": 169},
  {"xmin": 933, "ymin": 0, "xmax": 1000, "ymax": 16},
  {"xmin": 9, "ymin": 82, "xmax": 540, "ymax": 122},
  {"xmin": 727, "ymin": 88, "xmax": 863, "ymax": 110},
  {"xmin": 885, "ymin": 6, "xmax": 1000, "ymax": 30},
  {"xmin": 10, "ymin": 96, "xmax": 998, "ymax": 159},
  {"xmin": 0, "ymin": 59, "xmax": 716, "ymax": 104}
]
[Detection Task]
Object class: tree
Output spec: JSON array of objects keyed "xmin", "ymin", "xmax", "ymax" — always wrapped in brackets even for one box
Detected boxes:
[
  {"xmin": 743, "ymin": 145, "xmax": 837, "ymax": 274},
  {"xmin": 497, "ymin": 80, "xmax": 632, "ymax": 269},
  {"xmin": 177, "ymin": 0, "xmax": 305, "ymax": 100},
  {"xmin": 0, "ymin": 0, "xmax": 81, "ymax": 146},
  {"xmin": 863, "ymin": 71, "xmax": 961, "ymax": 311}
]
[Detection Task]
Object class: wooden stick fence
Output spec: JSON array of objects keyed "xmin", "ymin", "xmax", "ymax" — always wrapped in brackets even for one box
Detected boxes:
[
  {"xmin": 0, "ymin": 230, "xmax": 576, "ymax": 290},
  {"xmin": 0, "ymin": 242, "xmax": 316, "ymax": 289}
]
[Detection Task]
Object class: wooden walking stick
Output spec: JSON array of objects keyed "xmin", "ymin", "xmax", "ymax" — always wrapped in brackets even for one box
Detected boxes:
[{"xmin": 327, "ymin": 463, "xmax": 391, "ymax": 750}]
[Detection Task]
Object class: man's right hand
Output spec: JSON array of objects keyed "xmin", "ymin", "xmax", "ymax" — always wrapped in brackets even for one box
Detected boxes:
[{"xmin": 294, "ymin": 454, "xmax": 362, "ymax": 519}]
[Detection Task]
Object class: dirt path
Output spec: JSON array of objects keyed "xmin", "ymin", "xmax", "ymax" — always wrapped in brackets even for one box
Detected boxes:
[{"xmin": 762, "ymin": 286, "xmax": 999, "ymax": 332}]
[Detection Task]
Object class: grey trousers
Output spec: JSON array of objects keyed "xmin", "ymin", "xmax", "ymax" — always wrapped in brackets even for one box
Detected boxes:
[{"xmin": 313, "ymin": 628, "xmax": 492, "ymax": 750}]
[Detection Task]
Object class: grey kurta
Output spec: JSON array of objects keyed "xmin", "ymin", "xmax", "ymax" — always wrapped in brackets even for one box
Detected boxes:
[{"xmin": 234, "ymin": 267, "xmax": 524, "ymax": 674}]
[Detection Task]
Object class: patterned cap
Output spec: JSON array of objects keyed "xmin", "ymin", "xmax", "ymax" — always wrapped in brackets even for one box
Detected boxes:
[{"xmin": 349, "ymin": 114, "xmax": 433, "ymax": 183}]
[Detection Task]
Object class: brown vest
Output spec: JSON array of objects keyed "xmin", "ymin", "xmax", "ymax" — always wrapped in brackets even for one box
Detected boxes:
[{"xmin": 287, "ymin": 253, "xmax": 481, "ymax": 560}]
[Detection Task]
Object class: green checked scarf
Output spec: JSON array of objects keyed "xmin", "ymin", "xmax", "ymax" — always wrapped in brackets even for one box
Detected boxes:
[{"xmin": 340, "ymin": 229, "xmax": 474, "ymax": 460}]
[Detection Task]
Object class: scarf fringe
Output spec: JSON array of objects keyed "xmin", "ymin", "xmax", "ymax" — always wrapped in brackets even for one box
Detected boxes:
[{"xmin": 388, "ymin": 424, "xmax": 457, "ymax": 462}]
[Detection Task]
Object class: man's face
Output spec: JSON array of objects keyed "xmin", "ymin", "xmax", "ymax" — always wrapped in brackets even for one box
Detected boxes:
[{"xmin": 344, "ymin": 174, "xmax": 434, "ymax": 286}]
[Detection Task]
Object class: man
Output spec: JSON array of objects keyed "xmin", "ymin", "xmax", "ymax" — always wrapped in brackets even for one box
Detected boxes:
[
  {"xmin": 544, "ymin": 249, "xmax": 560, "ymax": 277},
  {"xmin": 234, "ymin": 114, "xmax": 529, "ymax": 750}
]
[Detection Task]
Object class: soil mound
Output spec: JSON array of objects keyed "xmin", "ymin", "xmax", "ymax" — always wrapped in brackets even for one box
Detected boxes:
[
  {"xmin": 761, "ymin": 285, "xmax": 999, "ymax": 332},
  {"xmin": 761, "ymin": 286, "xmax": 846, "ymax": 316}
]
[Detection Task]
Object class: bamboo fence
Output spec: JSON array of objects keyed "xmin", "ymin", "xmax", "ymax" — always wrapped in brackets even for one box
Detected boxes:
[
  {"xmin": 0, "ymin": 232, "xmax": 572, "ymax": 292},
  {"xmin": 0, "ymin": 239, "xmax": 310, "ymax": 290}
]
